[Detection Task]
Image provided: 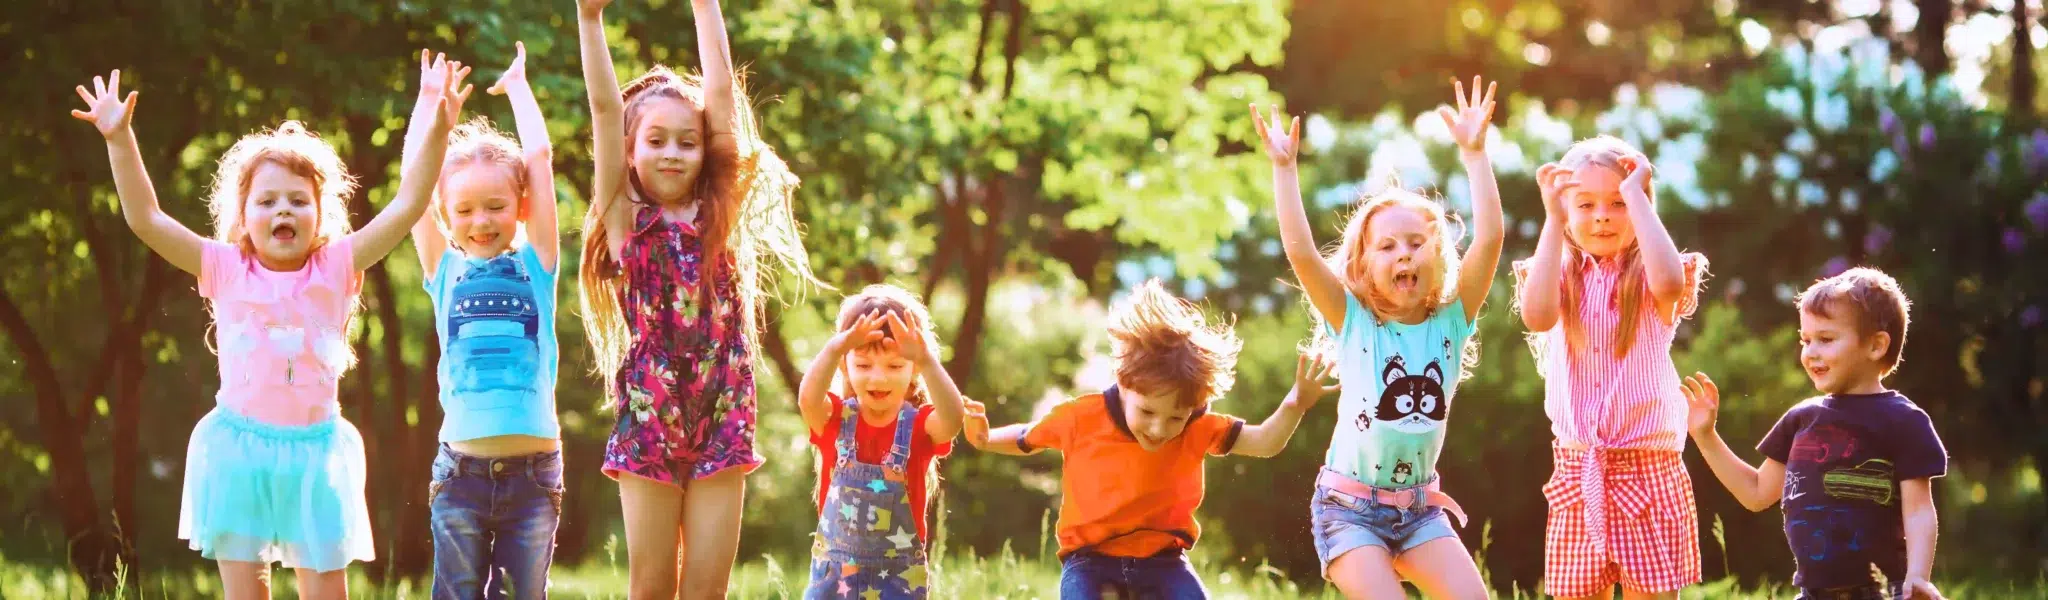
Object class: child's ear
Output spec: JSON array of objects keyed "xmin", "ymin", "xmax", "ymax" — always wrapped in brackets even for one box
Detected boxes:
[{"xmin": 1865, "ymin": 331, "xmax": 1891, "ymax": 362}]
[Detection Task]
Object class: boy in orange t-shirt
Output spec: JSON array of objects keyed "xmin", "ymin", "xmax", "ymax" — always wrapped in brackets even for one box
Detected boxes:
[{"xmin": 964, "ymin": 279, "xmax": 1337, "ymax": 599}]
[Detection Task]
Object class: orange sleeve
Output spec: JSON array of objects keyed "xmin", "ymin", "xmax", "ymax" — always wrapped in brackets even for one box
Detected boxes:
[
  {"xmin": 1197, "ymin": 412, "xmax": 1247, "ymax": 456},
  {"xmin": 1021, "ymin": 397, "xmax": 1083, "ymax": 453}
]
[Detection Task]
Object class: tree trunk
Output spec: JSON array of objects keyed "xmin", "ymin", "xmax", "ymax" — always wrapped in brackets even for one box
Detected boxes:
[
  {"xmin": 1914, "ymin": 0, "xmax": 1953, "ymax": 74},
  {"xmin": 945, "ymin": 175, "xmax": 1010, "ymax": 385},
  {"xmin": 2012, "ymin": 0, "xmax": 2037, "ymax": 124},
  {"xmin": 109, "ymin": 255, "xmax": 170, "ymax": 570},
  {"xmin": 760, "ymin": 302, "xmax": 803, "ymax": 401},
  {"xmin": 0, "ymin": 287, "xmax": 115, "ymax": 590}
]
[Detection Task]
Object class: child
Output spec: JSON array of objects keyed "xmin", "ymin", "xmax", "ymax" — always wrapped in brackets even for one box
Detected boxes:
[
  {"xmin": 406, "ymin": 44, "xmax": 565, "ymax": 599},
  {"xmin": 70, "ymin": 63, "xmax": 461, "ymax": 598},
  {"xmin": 1684, "ymin": 268, "xmax": 1947, "ymax": 600},
  {"xmin": 795, "ymin": 285, "xmax": 968, "ymax": 599},
  {"xmin": 1255, "ymin": 76, "xmax": 1503, "ymax": 599},
  {"xmin": 963, "ymin": 279, "xmax": 1340, "ymax": 599},
  {"xmin": 1515, "ymin": 135, "xmax": 1709, "ymax": 599},
  {"xmin": 575, "ymin": 0, "xmax": 818, "ymax": 596}
]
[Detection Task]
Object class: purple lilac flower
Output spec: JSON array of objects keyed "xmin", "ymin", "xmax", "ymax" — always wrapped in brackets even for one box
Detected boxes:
[
  {"xmin": 1984, "ymin": 149, "xmax": 2002, "ymax": 180},
  {"xmin": 1879, "ymin": 109, "xmax": 1899, "ymax": 136},
  {"xmin": 2026, "ymin": 193, "xmax": 2048, "ymax": 231},
  {"xmin": 2023, "ymin": 305, "xmax": 2043, "ymax": 330},
  {"xmin": 1864, "ymin": 226, "xmax": 1893, "ymax": 255},
  {"xmin": 1822, "ymin": 256, "xmax": 1850, "ymax": 277},
  {"xmin": 2032, "ymin": 130, "xmax": 2048, "ymax": 173},
  {"xmin": 1918, "ymin": 123, "xmax": 1937, "ymax": 149},
  {"xmin": 2003, "ymin": 227, "xmax": 2027, "ymax": 255},
  {"xmin": 1892, "ymin": 133, "xmax": 1911, "ymax": 159}
]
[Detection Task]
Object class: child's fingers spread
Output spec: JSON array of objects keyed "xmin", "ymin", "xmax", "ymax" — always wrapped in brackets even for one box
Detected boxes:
[
  {"xmin": 70, "ymin": 109, "xmax": 92, "ymax": 121},
  {"xmin": 76, "ymin": 85, "xmax": 96, "ymax": 105}
]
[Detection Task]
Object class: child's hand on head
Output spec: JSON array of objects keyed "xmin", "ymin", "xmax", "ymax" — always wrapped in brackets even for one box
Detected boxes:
[
  {"xmin": 1681, "ymin": 372, "xmax": 1720, "ymax": 439},
  {"xmin": 828, "ymin": 311, "xmax": 887, "ymax": 354},
  {"xmin": 962, "ymin": 399, "xmax": 990, "ymax": 449},
  {"xmin": 1534, "ymin": 162, "xmax": 1577, "ymax": 219},
  {"xmin": 879, "ymin": 311, "xmax": 933, "ymax": 365},
  {"xmin": 1249, "ymin": 103, "xmax": 1301, "ymax": 167},
  {"xmin": 487, "ymin": 41, "xmax": 529, "ymax": 97},
  {"xmin": 70, "ymin": 69, "xmax": 138, "ymax": 138},
  {"xmin": 1435, "ymin": 75, "xmax": 1497, "ymax": 154},
  {"xmin": 1618, "ymin": 152, "xmax": 1655, "ymax": 202},
  {"xmin": 1288, "ymin": 350, "xmax": 1341, "ymax": 411}
]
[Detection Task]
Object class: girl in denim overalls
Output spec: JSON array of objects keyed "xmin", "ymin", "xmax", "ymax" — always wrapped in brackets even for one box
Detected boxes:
[{"xmin": 796, "ymin": 285, "xmax": 970, "ymax": 599}]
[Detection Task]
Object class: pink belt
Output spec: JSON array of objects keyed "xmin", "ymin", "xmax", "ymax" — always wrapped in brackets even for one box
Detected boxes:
[{"xmin": 1317, "ymin": 468, "xmax": 1468, "ymax": 528}]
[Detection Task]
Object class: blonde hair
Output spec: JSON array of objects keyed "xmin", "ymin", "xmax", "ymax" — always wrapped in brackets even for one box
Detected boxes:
[
  {"xmin": 831, "ymin": 284, "xmax": 944, "ymax": 405},
  {"xmin": 434, "ymin": 117, "xmax": 530, "ymax": 233},
  {"xmin": 1109, "ymin": 279, "xmax": 1242, "ymax": 409},
  {"xmin": 1797, "ymin": 267, "xmax": 1912, "ymax": 376},
  {"xmin": 203, "ymin": 120, "xmax": 361, "ymax": 368},
  {"xmin": 578, "ymin": 65, "xmax": 819, "ymax": 396},
  {"xmin": 1318, "ymin": 184, "xmax": 1480, "ymax": 379}
]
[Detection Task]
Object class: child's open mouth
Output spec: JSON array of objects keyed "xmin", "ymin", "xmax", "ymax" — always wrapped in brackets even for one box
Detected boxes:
[
  {"xmin": 271, "ymin": 223, "xmax": 297, "ymax": 242},
  {"xmin": 1393, "ymin": 272, "xmax": 1418, "ymax": 291},
  {"xmin": 468, "ymin": 233, "xmax": 500, "ymax": 246}
]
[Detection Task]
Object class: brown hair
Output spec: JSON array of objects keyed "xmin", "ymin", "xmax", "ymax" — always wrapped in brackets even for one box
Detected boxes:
[
  {"xmin": 831, "ymin": 284, "xmax": 944, "ymax": 406},
  {"xmin": 578, "ymin": 65, "xmax": 819, "ymax": 396},
  {"xmin": 1109, "ymin": 279, "xmax": 1242, "ymax": 409},
  {"xmin": 434, "ymin": 118, "xmax": 530, "ymax": 233},
  {"xmin": 1797, "ymin": 267, "xmax": 1912, "ymax": 376},
  {"xmin": 204, "ymin": 120, "xmax": 361, "ymax": 367}
]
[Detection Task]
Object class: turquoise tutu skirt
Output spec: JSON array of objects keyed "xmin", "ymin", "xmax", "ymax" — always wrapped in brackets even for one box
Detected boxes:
[{"xmin": 177, "ymin": 406, "xmax": 374, "ymax": 572}]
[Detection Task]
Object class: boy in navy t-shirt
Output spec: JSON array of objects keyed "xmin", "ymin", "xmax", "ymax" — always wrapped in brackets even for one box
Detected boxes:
[{"xmin": 1683, "ymin": 268, "xmax": 1947, "ymax": 600}]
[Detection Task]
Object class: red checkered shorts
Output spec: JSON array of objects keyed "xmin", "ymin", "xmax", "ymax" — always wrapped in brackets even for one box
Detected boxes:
[{"xmin": 1542, "ymin": 445, "xmax": 1700, "ymax": 597}]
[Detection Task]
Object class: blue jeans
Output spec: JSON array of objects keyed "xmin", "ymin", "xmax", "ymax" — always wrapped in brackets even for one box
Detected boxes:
[
  {"xmin": 1309, "ymin": 482, "xmax": 1458, "ymax": 576},
  {"xmin": 429, "ymin": 445, "xmax": 563, "ymax": 600},
  {"xmin": 1058, "ymin": 550, "xmax": 1207, "ymax": 600}
]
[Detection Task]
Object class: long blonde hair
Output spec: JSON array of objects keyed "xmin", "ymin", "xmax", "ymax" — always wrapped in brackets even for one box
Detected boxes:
[
  {"xmin": 1543, "ymin": 135, "xmax": 1680, "ymax": 359},
  {"xmin": 434, "ymin": 118, "xmax": 530, "ymax": 236},
  {"xmin": 204, "ymin": 121, "xmax": 361, "ymax": 367},
  {"xmin": 578, "ymin": 66, "xmax": 819, "ymax": 397}
]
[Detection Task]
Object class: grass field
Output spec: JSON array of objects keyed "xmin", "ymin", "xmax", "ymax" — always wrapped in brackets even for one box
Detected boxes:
[{"xmin": 7, "ymin": 543, "xmax": 2046, "ymax": 600}]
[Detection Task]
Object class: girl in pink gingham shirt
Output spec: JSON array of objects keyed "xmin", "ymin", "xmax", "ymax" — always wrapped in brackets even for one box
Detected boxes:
[{"xmin": 1515, "ymin": 135, "xmax": 1708, "ymax": 600}]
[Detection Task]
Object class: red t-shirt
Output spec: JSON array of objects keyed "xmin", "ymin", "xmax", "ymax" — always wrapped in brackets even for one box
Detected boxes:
[{"xmin": 809, "ymin": 396, "xmax": 955, "ymax": 541}]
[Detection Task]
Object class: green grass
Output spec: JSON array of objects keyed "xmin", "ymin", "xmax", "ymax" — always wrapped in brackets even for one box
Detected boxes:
[{"xmin": 8, "ymin": 549, "xmax": 2048, "ymax": 599}]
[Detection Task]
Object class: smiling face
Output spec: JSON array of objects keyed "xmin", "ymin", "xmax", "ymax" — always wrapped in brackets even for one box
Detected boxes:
[
  {"xmin": 626, "ymin": 95, "xmax": 706, "ymax": 206},
  {"xmin": 441, "ymin": 163, "xmax": 524, "ymax": 258},
  {"xmin": 241, "ymin": 161, "xmax": 321, "ymax": 270},
  {"xmin": 1564, "ymin": 164, "xmax": 1637, "ymax": 259},
  {"xmin": 1119, "ymin": 385, "xmax": 1196, "ymax": 452},
  {"xmin": 1799, "ymin": 303, "xmax": 1889, "ymax": 395},
  {"xmin": 844, "ymin": 344, "xmax": 918, "ymax": 417}
]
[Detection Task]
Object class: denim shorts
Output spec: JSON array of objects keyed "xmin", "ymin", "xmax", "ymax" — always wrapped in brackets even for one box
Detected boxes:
[{"xmin": 1308, "ymin": 482, "xmax": 1458, "ymax": 577}]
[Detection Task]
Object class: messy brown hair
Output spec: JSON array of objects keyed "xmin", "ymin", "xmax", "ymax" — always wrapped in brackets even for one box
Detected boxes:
[
  {"xmin": 1109, "ymin": 279, "xmax": 1242, "ymax": 409},
  {"xmin": 1797, "ymin": 267, "xmax": 1912, "ymax": 376},
  {"xmin": 578, "ymin": 66, "xmax": 818, "ymax": 395}
]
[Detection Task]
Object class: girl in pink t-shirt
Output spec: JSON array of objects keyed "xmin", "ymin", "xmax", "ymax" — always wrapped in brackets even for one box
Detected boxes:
[{"xmin": 70, "ymin": 61, "xmax": 465, "ymax": 598}]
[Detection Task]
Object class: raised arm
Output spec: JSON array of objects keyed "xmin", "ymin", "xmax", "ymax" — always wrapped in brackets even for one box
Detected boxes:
[
  {"xmin": 1253, "ymin": 104, "xmax": 1348, "ymax": 329},
  {"xmin": 796, "ymin": 311, "xmax": 882, "ymax": 434},
  {"xmin": 881, "ymin": 311, "xmax": 967, "ymax": 444},
  {"xmin": 72, "ymin": 70, "xmax": 207, "ymax": 276},
  {"xmin": 577, "ymin": 0, "xmax": 632, "ymax": 262},
  {"xmin": 406, "ymin": 51, "xmax": 467, "ymax": 277},
  {"xmin": 1683, "ymin": 373, "xmax": 1786, "ymax": 512},
  {"xmin": 1518, "ymin": 164, "xmax": 1576, "ymax": 332},
  {"xmin": 690, "ymin": 0, "xmax": 739, "ymax": 152},
  {"xmin": 1438, "ymin": 77, "xmax": 1503, "ymax": 323},
  {"xmin": 1617, "ymin": 155, "xmax": 1688, "ymax": 322},
  {"xmin": 489, "ymin": 41, "xmax": 561, "ymax": 272},
  {"xmin": 1233, "ymin": 351, "xmax": 1340, "ymax": 458},
  {"xmin": 352, "ymin": 71, "xmax": 466, "ymax": 270}
]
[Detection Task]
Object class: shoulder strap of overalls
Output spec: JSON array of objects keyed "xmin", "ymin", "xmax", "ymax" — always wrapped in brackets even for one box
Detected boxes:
[
  {"xmin": 885, "ymin": 402, "xmax": 919, "ymax": 473},
  {"xmin": 835, "ymin": 397, "xmax": 862, "ymax": 466}
]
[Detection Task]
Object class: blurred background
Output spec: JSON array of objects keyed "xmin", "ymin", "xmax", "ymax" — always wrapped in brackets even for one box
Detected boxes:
[{"xmin": 2, "ymin": 0, "xmax": 2046, "ymax": 596}]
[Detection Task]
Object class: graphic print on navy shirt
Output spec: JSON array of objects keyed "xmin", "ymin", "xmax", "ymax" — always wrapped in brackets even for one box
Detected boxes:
[
  {"xmin": 445, "ymin": 254, "xmax": 542, "ymax": 402},
  {"xmin": 1757, "ymin": 392, "xmax": 1946, "ymax": 589}
]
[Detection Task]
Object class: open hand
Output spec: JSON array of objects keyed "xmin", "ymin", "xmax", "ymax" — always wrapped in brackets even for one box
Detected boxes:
[
  {"xmin": 70, "ymin": 70, "xmax": 138, "ymax": 138},
  {"xmin": 827, "ymin": 311, "xmax": 888, "ymax": 355},
  {"xmin": 1289, "ymin": 350, "xmax": 1341, "ymax": 411},
  {"xmin": 1250, "ymin": 103, "xmax": 1301, "ymax": 167},
  {"xmin": 487, "ymin": 41, "xmax": 530, "ymax": 96},
  {"xmin": 1681, "ymin": 372, "xmax": 1721, "ymax": 440},
  {"xmin": 880, "ymin": 311, "xmax": 933, "ymax": 366},
  {"xmin": 1436, "ymin": 75, "xmax": 1497, "ymax": 153},
  {"xmin": 438, "ymin": 61, "xmax": 475, "ymax": 129},
  {"xmin": 1618, "ymin": 152, "xmax": 1655, "ymax": 202}
]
